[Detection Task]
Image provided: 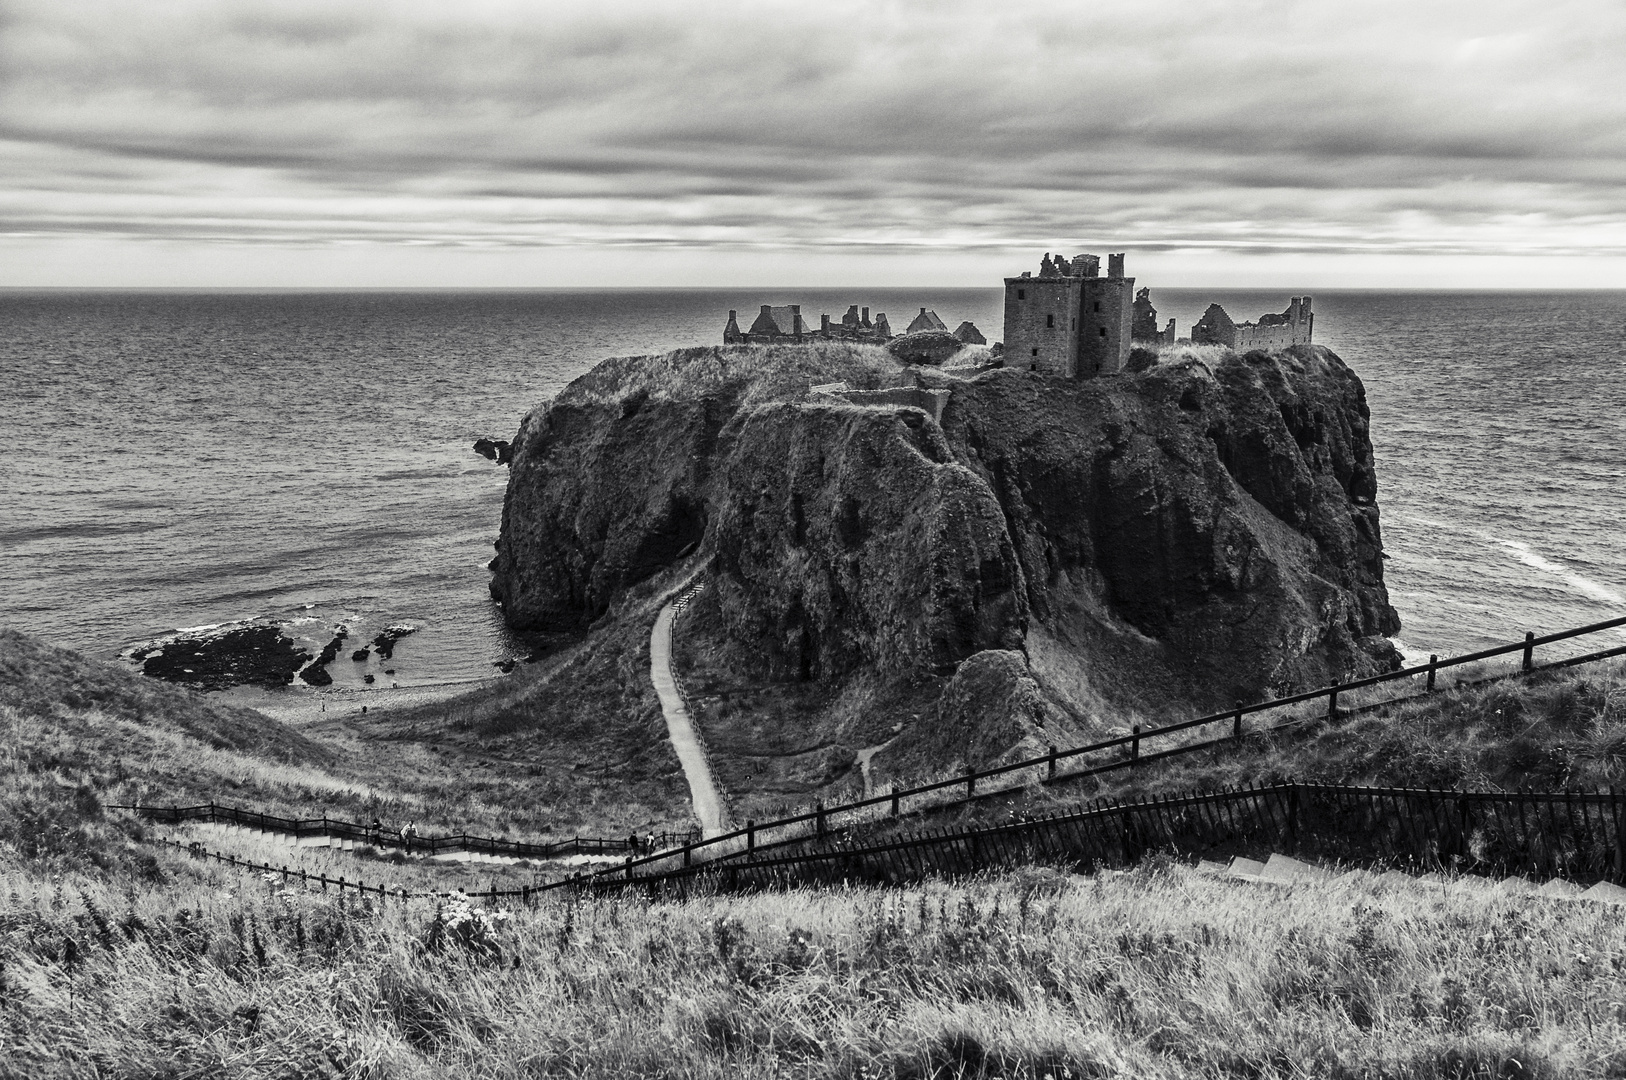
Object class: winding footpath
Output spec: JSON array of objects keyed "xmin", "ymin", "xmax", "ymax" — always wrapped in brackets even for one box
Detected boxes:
[{"xmin": 650, "ymin": 597, "xmax": 727, "ymax": 838}]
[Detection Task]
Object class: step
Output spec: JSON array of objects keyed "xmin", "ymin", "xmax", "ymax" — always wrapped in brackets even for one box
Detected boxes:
[
  {"xmin": 1257, "ymin": 853, "xmax": 1334, "ymax": 884},
  {"xmin": 1227, "ymin": 857, "xmax": 1265, "ymax": 880},
  {"xmin": 1537, "ymin": 878, "xmax": 1585, "ymax": 898},
  {"xmin": 1580, "ymin": 881, "xmax": 1626, "ymax": 905},
  {"xmin": 1496, "ymin": 877, "xmax": 1537, "ymax": 894},
  {"xmin": 1195, "ymin": 859, "xmax": 1229, "ymax": 875}
]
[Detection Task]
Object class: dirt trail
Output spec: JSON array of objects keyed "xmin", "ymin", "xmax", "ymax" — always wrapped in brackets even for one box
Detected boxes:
[{"xmin": 649, "ymin": 602, "xmax": 726, "ymax": 838}]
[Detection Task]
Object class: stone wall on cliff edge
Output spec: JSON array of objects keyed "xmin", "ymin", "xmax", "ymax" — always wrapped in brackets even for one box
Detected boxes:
[{"xmin": 489, "ymin": 342, "xmax": 1400, "ymax": 718}]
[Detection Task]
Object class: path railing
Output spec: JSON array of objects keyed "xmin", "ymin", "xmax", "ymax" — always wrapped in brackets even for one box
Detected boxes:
[
  {"xmin": 150, "ymin": 837, "xmax": 538, "ymax": 902},
  {"xmin": 110, "ymin": 802, "xmax": 696, "ymax": 860},
  {"xmin": 550, "ymin": 614, "xmax": 1626, "ymax": 890},
  {"xmin": 569, "ymin": 781, "xmax": 1626, "ymax": 895}
]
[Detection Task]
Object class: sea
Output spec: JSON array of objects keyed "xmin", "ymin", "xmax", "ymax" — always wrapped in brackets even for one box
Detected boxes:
[{"xmin": 2, "ymin": 287, "xmax": 1623, "ymax": 717}]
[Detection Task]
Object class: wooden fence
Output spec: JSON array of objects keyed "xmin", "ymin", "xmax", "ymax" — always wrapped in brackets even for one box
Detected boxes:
[
  {"xmin": 111, "ymin": 802, "xmax": 696, "ymax": 860},
  {"xmin": 150, "ymin": 837, "xmax": 540, "ymax": 902},
  {"xmin": 569, "ymin": 782, "xmax": 1626, "ymax": 896},
  {"xmin": 553, "ymin": 613, "xmax": 1626, "ymax": 891}
]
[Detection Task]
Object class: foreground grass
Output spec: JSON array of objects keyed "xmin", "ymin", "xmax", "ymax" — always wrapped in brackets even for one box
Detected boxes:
[{"xmin": 3, "ymin": 851, "xmax": 1622, "ymax": 1079}]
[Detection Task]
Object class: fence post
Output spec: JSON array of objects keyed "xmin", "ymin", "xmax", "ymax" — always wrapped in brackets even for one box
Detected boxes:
[
  {"xmin": 1131, "ymin": 726, "xmax": 1140, "ymax": 764},
  {"xmin": 1047, "ymin": 745, "xmax": 1058, "ymax": 782},
  {"xmin": 1522, "ymin": 631, "xmax": 1535, "ymax": 672},
  {"xmin": 1427, "ymin": 655, "xmax": 1437, "ymax": 692},
  {"xmin": 683, "ymin": 844, "xmax": 692, "ymax": 868},
  {"xmin": 1614, "ymin": 786, "xmax": 1626, "ymax": 885},
  {"xmin": 747, "ymin": 820, "xmax": 756, "ymax": 853},
  {"xmin": 1233, "ymin": 701, "xmax": 1243, "ymax": 740},
  {"xmin": 1287, "ymin": 786, "xmax": 1301, "ymax": 849},
  {"xmin": 965, "ymin": 765, "xmax": 975, "ymax": 798},
  {"xmin": 816, "ymin": 802, "xmax": 826, "ymax": 837},
  {"xmin": 1328, "ymin": 682, "xmax": 1340, "ymax": 720},
  {"xmin": 891, "ymin": 788, "xmax": 900, "ymax": 817},
  {"xmin": 624, "ymin": 856, "xmax": 633, "ymax": 881}
]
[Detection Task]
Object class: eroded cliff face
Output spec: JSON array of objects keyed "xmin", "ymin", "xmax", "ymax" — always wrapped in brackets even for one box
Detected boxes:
[{"xmin": 491, "ymin": 342, "xmax": 1399, "ymax": 734}]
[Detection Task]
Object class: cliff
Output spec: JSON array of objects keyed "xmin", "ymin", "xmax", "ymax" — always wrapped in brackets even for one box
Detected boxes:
[{"xmin": 490, "ymin": 341, "xmax": 1400, "ymax": 790}]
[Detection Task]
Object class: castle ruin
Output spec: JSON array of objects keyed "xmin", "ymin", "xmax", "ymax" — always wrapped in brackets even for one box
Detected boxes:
[
  {"xmin": 1131, "ymin": 287, "xmax": 1176, "ymax": 347},
  {"xmin": 1002, "ymin": 252, "xmax": 1136, "ymax": 378},
  {"xmin": 1191, "ymin": 297, "xmax": 1313, "ymax": 351},
  {"xmin": 725, "ymin": 302, "xmax": 992, "ymax": 348}
]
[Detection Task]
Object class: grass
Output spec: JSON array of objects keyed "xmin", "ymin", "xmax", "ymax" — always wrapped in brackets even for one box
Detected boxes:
[
  {"xmin": 0, "ymin": 621, "xmax": 697, "ymax": 888},
  {"xmin": 3, "ymin": 848, "xmax": 1622, "ymax": 1078},
  {"xmin": 552, "ymin": 341, "xmax": 903, "ymax": 410}
]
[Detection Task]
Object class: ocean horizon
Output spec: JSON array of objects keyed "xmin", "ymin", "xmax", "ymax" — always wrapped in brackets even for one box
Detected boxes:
[{"xmin": 3, "ymin": 286, "xmax": 1623, "ymax": 715}]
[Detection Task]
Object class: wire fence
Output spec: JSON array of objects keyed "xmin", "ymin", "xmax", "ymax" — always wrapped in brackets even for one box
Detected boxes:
[
  {"xmin": 567, "ymin": 781, "xmax": 1626, "ymax": 897},
  {"xmin": 149, "ymin": 836, "xmax": 541, "ymax": 902},
  {"xmin": 558, "ymin": 613, "xmax": 1626, "ymax": 889},
  {"xmin": 111, "ymin": 803, "xmax": 697, "ymax": 860}
]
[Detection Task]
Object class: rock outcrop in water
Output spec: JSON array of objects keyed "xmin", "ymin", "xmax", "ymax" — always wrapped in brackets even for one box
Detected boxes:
[
  {"xmin": 491, "ymin": 342, "xmax": 1400, "ymax": 740},
  {"xmin": 126, "ymin": 624, "xmax": 312, "ymax": 691}
]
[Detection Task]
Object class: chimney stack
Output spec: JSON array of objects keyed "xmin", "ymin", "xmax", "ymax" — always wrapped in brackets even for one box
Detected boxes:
[{"xmin": 1107, "ymin": 253, "xmax": 1125, "ymax": 278}]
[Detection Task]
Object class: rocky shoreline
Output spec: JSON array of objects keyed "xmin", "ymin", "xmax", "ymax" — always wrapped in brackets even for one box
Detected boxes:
[{"xmin": 122, "ymin": 618, "xmax": 421, "ymax": 695}]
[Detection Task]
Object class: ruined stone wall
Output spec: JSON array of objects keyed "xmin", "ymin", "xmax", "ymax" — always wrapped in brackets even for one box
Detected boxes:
[
  {"xmin": 1232, "ymin": 323, "xmax": 1299, "ymax": 351},
  {"xmin": 825, "ymin": 386, "xmax": 952, "ymax": 425},
  {"xmin": 1003, "ymin": 276, "xmax": 1081, "ymax": 377},
  {"xmin": 1193, "ymin": 297, "xmax": 1313, "ymax": 351}
]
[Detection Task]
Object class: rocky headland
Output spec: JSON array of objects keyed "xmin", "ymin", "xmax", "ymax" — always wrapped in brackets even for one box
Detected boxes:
[{"xmin": 488, "ymin": 340, "xmax": 1400, "ymax": 795}]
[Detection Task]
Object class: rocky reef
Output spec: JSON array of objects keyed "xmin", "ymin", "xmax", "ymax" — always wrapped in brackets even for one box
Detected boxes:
[{"xmin": 491, "ymin": 341, "xmax": 1400, "ymax": 756}]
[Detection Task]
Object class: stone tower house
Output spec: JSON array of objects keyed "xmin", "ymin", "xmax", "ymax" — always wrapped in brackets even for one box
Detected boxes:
[{"xmin": 1002, "ymin": 252, "xmax": 1135, "ymax": 378}]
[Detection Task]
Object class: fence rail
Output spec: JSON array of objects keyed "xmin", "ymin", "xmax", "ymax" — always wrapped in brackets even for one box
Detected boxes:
[
  {"xmin": 558, "ymin": 614, "xmax": 1626, "ymax": 889},
  {"xmin": 567, "ymin": 781, "xmax": 1626, "ymax": 896},
  {"xmin": 151, "ymin": 837, "xmax": 539, "ymax": 902},
  {"xmin": 109, "ymin": 803, "xmax": 696, "ymax": 860}
]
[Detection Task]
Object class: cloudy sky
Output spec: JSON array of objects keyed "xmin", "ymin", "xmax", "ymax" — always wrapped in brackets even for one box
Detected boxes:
[{"xmin": 3, "ymin": 0, "xmax": 1624, "ymax": 287}]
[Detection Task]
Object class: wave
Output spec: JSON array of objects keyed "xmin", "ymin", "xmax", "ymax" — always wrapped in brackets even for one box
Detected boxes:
[
  {"xmin": 375, "ymin": 467, "xmax": 460, "ymax": 482},
  {"xmin": 1493, "ymin": 538, "xmax": 1626, "ymax": 607},
  {"xmin": 0, "ymin": 520, "xmax": 170, "ymax": 546}
]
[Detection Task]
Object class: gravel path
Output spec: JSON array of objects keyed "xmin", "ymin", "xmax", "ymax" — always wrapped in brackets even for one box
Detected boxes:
[{"xmin": 649, "ymin": 601, "xmax": 726, "ymax": 838}]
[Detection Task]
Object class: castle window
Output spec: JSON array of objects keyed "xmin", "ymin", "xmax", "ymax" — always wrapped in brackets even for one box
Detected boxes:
[
  {"xmin": 1046, "ymin": 313, "xmax": 1054, "ymax": 328},
  {"xmin": 1099, "ymin": 328, "xmax": 1108, "ymax": 337},
  {"xmin": 1071, "ymin": 318, "xmax": 1075, "ymax": 330},
  {"xmin": 1017, "ymin": 289, "xmax": 1025, "ymax": 300},
  {"xmin": 1031, "ymin": 348, "xmax": 1039, "ymax": 356},
  {"xmin": 1093, "ymin": 302, "xmax": 1101, "ymax": 312}
]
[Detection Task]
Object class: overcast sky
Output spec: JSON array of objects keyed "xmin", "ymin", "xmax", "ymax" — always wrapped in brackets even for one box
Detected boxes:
[{"xmin": 3, "ymin": 0, "xmax": 1624, "ymax": 287}]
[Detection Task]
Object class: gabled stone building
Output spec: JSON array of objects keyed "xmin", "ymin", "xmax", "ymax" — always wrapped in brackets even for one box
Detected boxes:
[
  {"xmin": 1191, "ymin": 297, "xmax": 1313, "ymax": 351},
  {"xmin": 725, "ymin": 305, "xmax": 809, "ymax": 344},
  {"xmin": 1002, "ymin": 251, "xmax": 1135, "ymax": 378},
  {"xmin": 905, "ymin": 308, "xmax": 949, "ymax": 334},
  {"xmin": 725, "ymin": 303, "xmax": 893, "ymax": 344}
]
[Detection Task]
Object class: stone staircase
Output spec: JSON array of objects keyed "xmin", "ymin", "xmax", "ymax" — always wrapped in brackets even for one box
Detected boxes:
[{"xmin": 1198, "ymin": 852, "xmax": 1626, "ymax": 904}]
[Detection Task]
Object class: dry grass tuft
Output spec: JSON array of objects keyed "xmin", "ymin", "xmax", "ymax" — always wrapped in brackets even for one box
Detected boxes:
[{"xmin": 2, "ymin": 853, "xmax": 1620, "ymax": 1078}]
